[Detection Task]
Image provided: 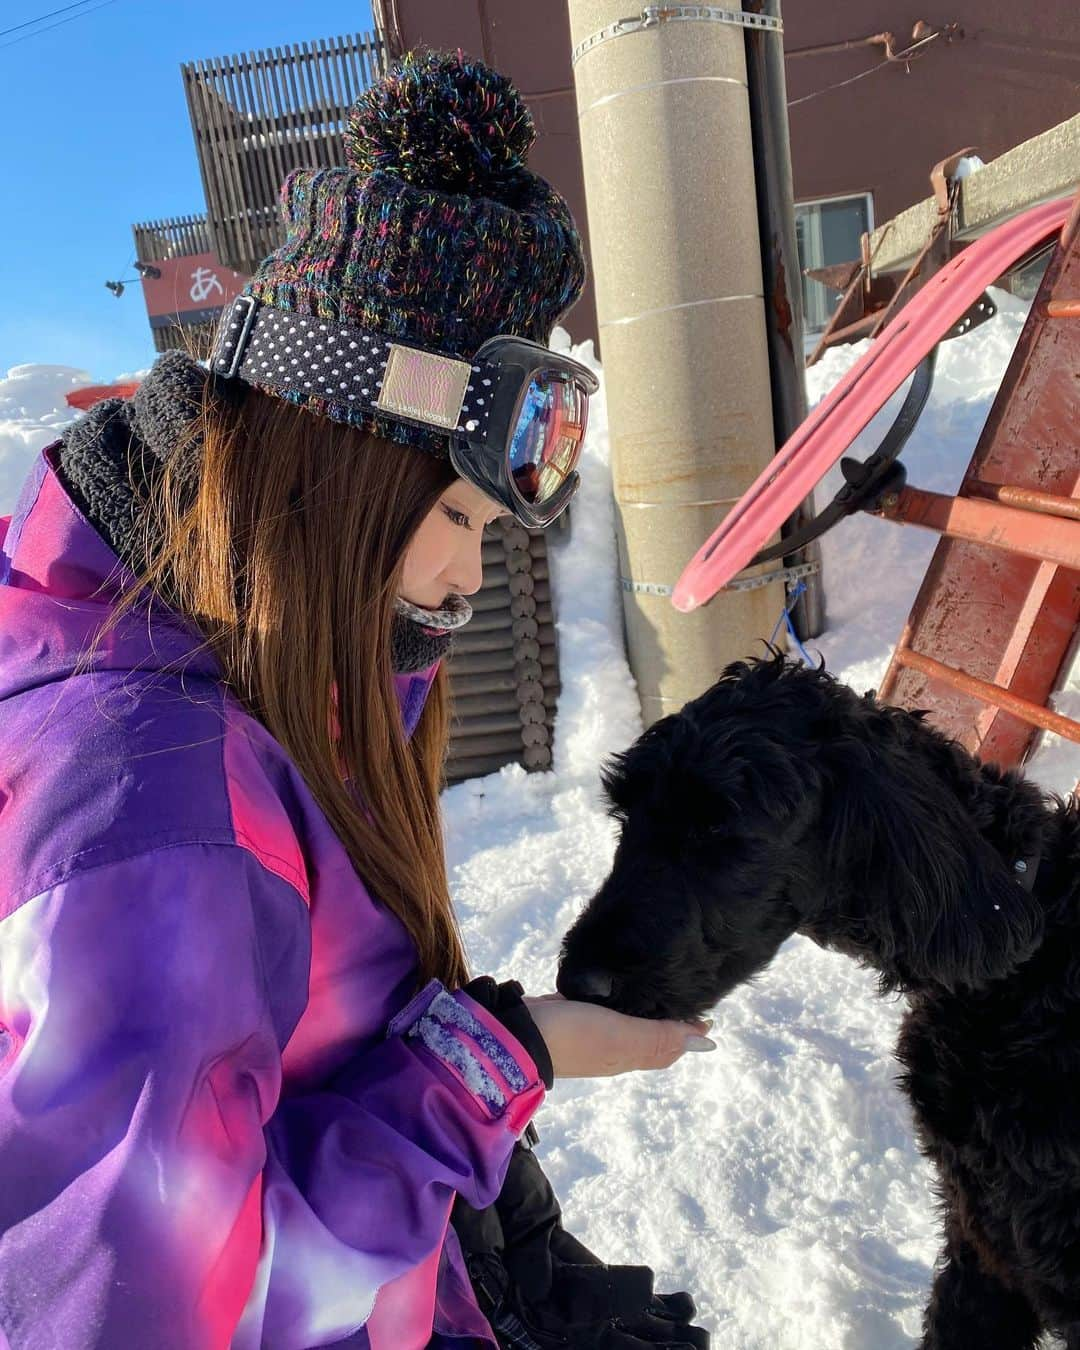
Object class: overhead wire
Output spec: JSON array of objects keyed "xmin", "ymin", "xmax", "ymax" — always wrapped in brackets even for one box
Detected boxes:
[
  {"xmin": 0, "ymin": 0, "xmax": 101, "ymax": 41},
  {"xmin": 0, "ymin": 0, "xmax": 120, "ymax": 52},
  {"xmin": 787, "ymin": 27, "xmax": 946, "ymax": 109}
]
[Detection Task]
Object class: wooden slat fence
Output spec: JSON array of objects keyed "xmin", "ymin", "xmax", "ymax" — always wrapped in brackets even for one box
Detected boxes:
[
  {"xmin": 181, "ymin": 32, "xmax": 387, "ymax": 273},
  {"xmin": 132, "ymin": 214, "xmax": 213, "ymax": 262}
]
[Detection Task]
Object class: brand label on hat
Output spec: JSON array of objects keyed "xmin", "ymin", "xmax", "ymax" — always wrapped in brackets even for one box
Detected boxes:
[{"xmin": 376, "ymin": 344, "xmax": 471, "ymax": 430}]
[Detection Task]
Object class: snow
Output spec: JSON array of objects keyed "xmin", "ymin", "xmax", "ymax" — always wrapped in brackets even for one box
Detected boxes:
[
  {"xmin": 953, "ymin": 153, "xmax": 986, "ymax": 182},
  {"xmin": 0, "ymin": 364, "xmax": 86, "ymax": 509},
  {"xmin": 0, "ymin": 362, "xmax": 154, "ymax": 511},
  {"xmin": 1, "ymin": 292, "xmax": 1076, "ymax": 1346}
]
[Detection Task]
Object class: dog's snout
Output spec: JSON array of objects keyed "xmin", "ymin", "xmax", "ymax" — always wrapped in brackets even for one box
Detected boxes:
[{"xmin": 558, "ymin": 966, "xmax": 615, "ymax": 1002}]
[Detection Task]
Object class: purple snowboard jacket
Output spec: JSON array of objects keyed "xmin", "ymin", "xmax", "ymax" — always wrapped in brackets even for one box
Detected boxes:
[{"xmin": 0, "ymin": 442, "xmax": 546, "ymax": 1348}]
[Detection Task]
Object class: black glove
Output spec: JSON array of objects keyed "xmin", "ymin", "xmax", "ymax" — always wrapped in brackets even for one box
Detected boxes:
[{"xmin": 452, "ymin": 1136, "xmax": 710, "ymax": 1349}]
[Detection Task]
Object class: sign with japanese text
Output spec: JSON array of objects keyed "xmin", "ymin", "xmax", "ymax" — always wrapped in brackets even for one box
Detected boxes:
[{"xmin": 140, "ymin": 252, "xmax": 250, "ymax": 329}]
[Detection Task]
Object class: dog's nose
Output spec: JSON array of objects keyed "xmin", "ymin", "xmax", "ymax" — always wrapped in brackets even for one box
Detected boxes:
[{"xmin": 558, "ymin": 966, "xmax": 615, "ymax": 1001}]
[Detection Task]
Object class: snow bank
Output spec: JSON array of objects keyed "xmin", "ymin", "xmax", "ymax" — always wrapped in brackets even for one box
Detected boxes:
[
  {"xmin": 0, "ymin": 365, "xmax": 86, "ymax": 510},
  {"xmin": 0, "ymin": 363, "xmax": 154, "ymax": 515}
]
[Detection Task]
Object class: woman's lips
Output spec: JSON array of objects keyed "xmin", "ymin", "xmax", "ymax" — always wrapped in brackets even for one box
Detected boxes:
[{"xmin": 401, "ymin": 594, "xmax": 448, "ymax": 609}]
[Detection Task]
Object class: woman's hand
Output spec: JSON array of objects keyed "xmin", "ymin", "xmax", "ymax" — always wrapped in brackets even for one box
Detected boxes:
[{"xmin": 523, "ymin": 993, "xmax": 714, "ymax": 1079}]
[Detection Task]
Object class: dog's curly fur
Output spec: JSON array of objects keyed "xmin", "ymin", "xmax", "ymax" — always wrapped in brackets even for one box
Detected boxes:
[{"xmin": 557, "ymin": 654, "xmax": 1080, "ymax": 1349}]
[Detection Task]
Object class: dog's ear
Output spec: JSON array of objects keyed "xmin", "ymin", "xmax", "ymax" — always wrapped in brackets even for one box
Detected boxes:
[
  {"xmin": 687, "ymin": 722, "xmax": 813, "ymax": 842},
  {"xmin": 821, "ymin": 760, "xmax": 1045, "ymax": 993},
  {"xmin": 602, "ymin": 707, "xmax": 813, "ymax": 845}
]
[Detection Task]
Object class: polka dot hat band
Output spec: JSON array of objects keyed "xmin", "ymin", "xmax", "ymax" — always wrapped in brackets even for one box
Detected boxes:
[{"xmin": 210, "ymin": 295, "xmax": 500, "ymax": 444}]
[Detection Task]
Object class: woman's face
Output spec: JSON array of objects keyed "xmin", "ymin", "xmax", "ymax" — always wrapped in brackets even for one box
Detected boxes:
[{"xmin": 400, "ymin": 478, "xmax": 511, "ymax": 609}]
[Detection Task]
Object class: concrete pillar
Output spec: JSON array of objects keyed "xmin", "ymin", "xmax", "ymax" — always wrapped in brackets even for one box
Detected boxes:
[{"xmin": 567, "ymin": 2, "xmax": 784, "ymax": 724}]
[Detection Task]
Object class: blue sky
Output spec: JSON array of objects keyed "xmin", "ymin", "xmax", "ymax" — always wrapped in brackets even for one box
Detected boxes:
[{"xmin": 0, "ymin": 0, "xmax": 374, "ymax": 383}]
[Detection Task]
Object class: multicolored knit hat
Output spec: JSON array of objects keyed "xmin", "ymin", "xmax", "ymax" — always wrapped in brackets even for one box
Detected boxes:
[{"xmin": 223, "ymin": 47, "xmax": 587, "ymax": 457}]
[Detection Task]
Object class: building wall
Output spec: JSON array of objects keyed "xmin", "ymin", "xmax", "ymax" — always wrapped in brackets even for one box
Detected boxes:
[
  {"xmin": 784, "ymin": 2, "xmax": 1079, "ymax": 224},
  {"xmin": 373, "ymin": 1, "xmax": 598, "ymax": 350}
]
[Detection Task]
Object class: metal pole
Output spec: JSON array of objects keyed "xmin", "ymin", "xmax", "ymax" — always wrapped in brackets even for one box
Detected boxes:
[
  {"xmin": 567, "ymin": 1, "xmax": 786, "ymax": 725},
  {"xmin": 743, "ymin": 0, "xmax": 825, "ymax": 638},
  {"xmin": 879, "ymin": 487, "xmax": 1080, "ymax": 570}
]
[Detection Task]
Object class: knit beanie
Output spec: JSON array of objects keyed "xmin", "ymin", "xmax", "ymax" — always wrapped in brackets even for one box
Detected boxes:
[{"xmin": 225, "ymin": 46, "xmax": 588, "ymax": 456}]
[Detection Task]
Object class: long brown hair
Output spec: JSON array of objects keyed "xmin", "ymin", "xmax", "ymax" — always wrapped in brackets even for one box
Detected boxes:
[{"xmin": 78, "ymin": 367, "xmax": 471, "ymax": 990}]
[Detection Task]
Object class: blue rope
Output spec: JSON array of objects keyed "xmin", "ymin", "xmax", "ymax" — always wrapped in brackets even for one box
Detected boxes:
[{"xmin": 769, "ymin": 579, "xmax": 816, "ymax": 666}]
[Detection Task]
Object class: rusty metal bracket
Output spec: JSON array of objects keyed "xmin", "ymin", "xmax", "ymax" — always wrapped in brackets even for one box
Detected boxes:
[
  {"xmin": 875, "ymin": 486, "xmax": 1080, "ymax": 571},
  {"xmin": 945, "ymin": 290, "xmax": 997, "ymax": 339},
  {"xmin": 806, "ymin": 224, "xmax": 898, "ymax": 366},
  {"xmin": 807, "ymin": 274, "xmax": 995, "ymax": 363},
  {"xmin": 867, "ymin": 146, "xmax": 977, "ymax": 338},
  {"xmin": 891, "ymin": 649, "xmax": 1080, "ymax": 746}
]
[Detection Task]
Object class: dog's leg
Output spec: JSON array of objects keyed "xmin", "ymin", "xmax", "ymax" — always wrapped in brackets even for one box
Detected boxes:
[{"xmin": 921, "ymin": 1225, "xmax": 1041, "ymax": 1350}]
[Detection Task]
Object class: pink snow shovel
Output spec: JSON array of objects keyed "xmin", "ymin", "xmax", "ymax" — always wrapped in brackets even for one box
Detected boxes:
[{"xmin": 672, "ymin": 196, "xmax": 1073, "ymax": 613}]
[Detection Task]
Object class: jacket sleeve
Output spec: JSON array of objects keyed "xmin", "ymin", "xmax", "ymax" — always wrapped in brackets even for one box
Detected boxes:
[{"xmin": 0, "ymin": 843, "xmax": 545, "ymax": 1350}]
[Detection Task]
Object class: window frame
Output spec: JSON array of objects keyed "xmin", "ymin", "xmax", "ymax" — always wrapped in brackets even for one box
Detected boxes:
[{"xmin": 794, "ymin": 190, "xmax": 876, "ymax": 341}]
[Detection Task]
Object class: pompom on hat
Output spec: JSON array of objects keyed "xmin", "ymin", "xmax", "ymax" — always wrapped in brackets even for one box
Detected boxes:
[{"xmin": 227, "ymin": 47, "xmax": 587, "ymax": 456}]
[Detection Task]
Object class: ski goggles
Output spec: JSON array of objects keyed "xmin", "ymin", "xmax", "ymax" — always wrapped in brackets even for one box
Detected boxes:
[{"xmin": 209, "ymin": 295, "xmax": 598, "ymax": 528}]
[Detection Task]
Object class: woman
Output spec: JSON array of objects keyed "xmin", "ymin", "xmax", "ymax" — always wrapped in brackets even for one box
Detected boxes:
[{"xmin": 0, "ymin": 50, "xmax": 712, "ymax": 1348}]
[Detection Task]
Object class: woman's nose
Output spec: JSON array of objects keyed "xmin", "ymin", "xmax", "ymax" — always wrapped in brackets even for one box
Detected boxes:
[{"xmin": 449, "ymin": 538, "xmax": 485, "ymax": 596}]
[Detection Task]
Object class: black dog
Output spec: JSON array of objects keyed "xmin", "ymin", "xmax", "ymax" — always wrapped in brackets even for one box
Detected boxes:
[{"xmin": 557, "ymin": 654, "xmax": 1080, "ymax": 1350}]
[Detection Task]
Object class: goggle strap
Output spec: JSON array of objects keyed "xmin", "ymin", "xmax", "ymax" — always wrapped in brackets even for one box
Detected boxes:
[{"xmin": 208, "ymin": 294, "xmax": 502, "ymax": 436}]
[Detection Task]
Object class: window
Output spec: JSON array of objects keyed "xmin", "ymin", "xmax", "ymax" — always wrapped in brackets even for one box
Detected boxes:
[{"xmin": 794, "ymin": 193, "xmax": 874, "ymax": 336}]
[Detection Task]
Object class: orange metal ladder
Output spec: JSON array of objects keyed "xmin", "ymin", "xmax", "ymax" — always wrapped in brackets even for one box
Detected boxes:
[{"xmin": 875, "ymin": 193, "xmax": 1080, "ymax": 771}]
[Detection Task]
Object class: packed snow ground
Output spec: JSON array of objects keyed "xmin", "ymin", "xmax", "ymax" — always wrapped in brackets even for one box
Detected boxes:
[{"xmin": 1, "ymin": 292, "xmax": 1075, "ymax": 1347}]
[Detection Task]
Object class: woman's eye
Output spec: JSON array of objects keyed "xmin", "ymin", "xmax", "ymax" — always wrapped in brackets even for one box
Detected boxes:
[{"xmin": 443, "ymin": 505, "xmax": 473, "ymax": 530}]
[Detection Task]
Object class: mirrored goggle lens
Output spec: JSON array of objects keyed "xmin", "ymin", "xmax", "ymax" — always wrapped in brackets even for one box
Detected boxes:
[{"xmin": 508, "ymin": 375, "xmax": 588, "ymax": 505}]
